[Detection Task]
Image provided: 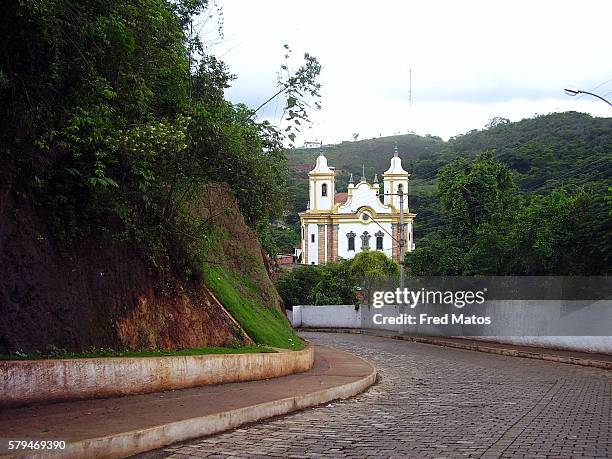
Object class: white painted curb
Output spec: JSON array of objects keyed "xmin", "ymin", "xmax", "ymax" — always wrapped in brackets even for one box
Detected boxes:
[
  {"xmin": 22, "ymin": 353, "xmax": 377, "ymax": 459},
  {"xmin": 0, "ymin": 345, "xmax": 314, "ymax": 408}
]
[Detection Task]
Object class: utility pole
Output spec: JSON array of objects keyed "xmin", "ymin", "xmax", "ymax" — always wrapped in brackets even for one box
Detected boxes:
[
  {"xmin": 398, "ymin": 187, "xmax": 405, "ymax": 291},
  {"xmin": 376, "ymin": 188, "xmax": 407, "ymax": 290}
]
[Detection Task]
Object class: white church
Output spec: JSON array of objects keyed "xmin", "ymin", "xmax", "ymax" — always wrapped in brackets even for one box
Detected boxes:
[{"xmin": 298, "ymin": 146, "xmax": 416, "ymax": 265}]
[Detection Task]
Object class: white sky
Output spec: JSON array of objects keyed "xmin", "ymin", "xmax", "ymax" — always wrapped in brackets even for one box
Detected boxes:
[{"xmin": 203, "ymin": 0, "xmax": 612, "ymax": 143}]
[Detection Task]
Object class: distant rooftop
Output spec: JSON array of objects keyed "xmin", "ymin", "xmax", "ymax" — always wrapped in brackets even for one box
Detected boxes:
[
  {"xmin": 334, "ymin": 192, "xmax": 349, "ymax": 205},
  {"xmin": 303, "ymin": 140, "xmax": 321, "ymax": 149}
]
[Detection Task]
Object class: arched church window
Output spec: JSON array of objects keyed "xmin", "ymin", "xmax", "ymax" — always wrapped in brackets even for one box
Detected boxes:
[
  {"xmin": 347, "ymin": 231, "xmax": 356, "ymax": 251},
  {"xmin": 397, "ymin": 183, "xmax": 404, "ymax": 194},
  {"xmin": 375, "ymin": 231, "xmax": 384, "ymax": 250},
  {"xmin": 321, "ymin": 183, "xmax": 328, "ymax": 197},
  {"xmin": 360, "ymin": 231, "xmax": 371, "ymax": 250}
]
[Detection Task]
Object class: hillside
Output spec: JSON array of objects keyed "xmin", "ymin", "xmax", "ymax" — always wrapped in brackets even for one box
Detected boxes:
[
  {"xmin": 287, "ymin": 134, "xmax": 444, "ymax": 175},
  {"xmin": 0, "ymin": 183, "xmax": 297, "ymax": 354},
  {"xmin": 283, "ymin": 112, "xmax": 612, "ymax": 239},
  {"xmin": 287, "ymin": 112, "xmax": 611, "ymax": 190},
  {"xmin": 0, "ymin": 1, "xmax": 301, "ymax": 355},
  {"xmin": 446, "ymin": 112, "xmax": 612, "ymax": 192}
]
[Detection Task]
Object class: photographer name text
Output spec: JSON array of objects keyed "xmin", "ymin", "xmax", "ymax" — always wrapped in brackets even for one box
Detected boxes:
[{"xmin": 372, "ymin": 313, "xmax": 491, "ymax": 326}]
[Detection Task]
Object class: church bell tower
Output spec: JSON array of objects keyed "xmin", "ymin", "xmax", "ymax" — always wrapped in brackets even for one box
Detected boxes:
[
  {"xmin": 308, "ymin": 146, "xmax": 336, "ymax": 212},
  {"xmin": 383, "ymin": 145, "xmax": 410, "ymax": 210}
]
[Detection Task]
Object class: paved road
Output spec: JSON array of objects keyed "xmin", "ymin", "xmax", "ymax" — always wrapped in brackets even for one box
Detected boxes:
[{"xmin": 162, "ymin": 332, "xmax": 611, "ymax": 458}]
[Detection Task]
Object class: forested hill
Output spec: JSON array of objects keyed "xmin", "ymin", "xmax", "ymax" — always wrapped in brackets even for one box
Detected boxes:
[
  {"xmin": 281, "ymin": 112, "xmax": 611, "ymax": 275},
  {"xmin": 286, "ymin": 133, "xmax": 444, "ymax": 174},
  {"xmin": 445, "ymin": 112, "xmax": 612, "ymax": 192},
  {"xmin": 286, "ymin": 112, "xmax": 612, "ymax": 194}
]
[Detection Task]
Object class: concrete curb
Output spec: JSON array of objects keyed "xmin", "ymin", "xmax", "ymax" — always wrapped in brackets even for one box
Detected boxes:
[
  {"xmin": 0, "ymin": 345, "xmax": 314, "ymax": 408},
  {"xmin": 299, "ymin": 328, "xmax": 612, "ymax": 370},
  {"xmin": 399, "ymin": 336, "xmax": 612, "ymax": 371},
  {"xmin": 23, "ymin": 351, "xmax": 377, "ymax": 459}
]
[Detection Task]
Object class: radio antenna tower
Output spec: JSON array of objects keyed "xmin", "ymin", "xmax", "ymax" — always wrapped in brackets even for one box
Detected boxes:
[{"xmin": 409, "ymin": 68, "xmax": 412, "ymax": 107}]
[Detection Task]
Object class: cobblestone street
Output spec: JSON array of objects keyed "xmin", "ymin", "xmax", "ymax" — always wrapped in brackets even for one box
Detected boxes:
[{"xmin": 162, "ymin": 332, "xmax": 612, "ymax": 458}]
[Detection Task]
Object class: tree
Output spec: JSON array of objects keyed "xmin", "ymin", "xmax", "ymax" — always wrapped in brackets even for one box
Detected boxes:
[
  {"xmin": 352, "ymin": 133, "xmax": 360, "ymax": 141},
  {"xmin": 485, "ymin": 117, "xmax": 510, "ymax": 129},
  {"xmin": 276, "ymin": 266, "xmax": 326, "ymax": 308},
  {"xmin": 0, "ymin": 0, "xmax": 321, "ymax": 273},
  {"xmin": 270, "ymin": 226, "xmax": 300, "ymax": 255},
  {"xmin": 276, "ymin": 261, "xmax": 357, "ymax": 308},
  {"xmin": 407, "ymin": 152, "xmax": 519, "ymax": 275},
  {"xmin": 311, "ymin": 262, "xmax": 358, "ymax": 306},
  {"xmin": 406, "ymin": 234, "xmax": 464, "ymax": 276},
  {"xmin": 407, "ymin": 149, "xmax": 612, "ymax": 275},
  {"xmin": 350, "ymin": 251, "xmax": 399, "ymax": 306},
  {"xmin": 437, "ymin": 150, "xmax": 518, "ymax": 243},
  {"xmin": 506, "ymin": 189, "xmax": 609, "ymax": 275},
  {"xmin": 252, "ymin": 44, "xmax": 322, "ymax": 145}
]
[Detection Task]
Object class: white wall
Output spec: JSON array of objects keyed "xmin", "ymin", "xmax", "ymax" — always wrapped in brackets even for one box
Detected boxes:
[
  {"xmin": 1, "ymin": 344, "xmax": 315, "ymax": 408},
  {"xmin": 307, "ymin": 223, "xmax": 318, "ymax": 265},
  {"xmin": 291, "ymin": 305, "xmax": 361, "ymax": 328},
  {"xmin": 337, "ymin": 221, "xmax": 393, "ymax": 260},
  {"xmin": 338, "ymin": 182, "xmax": 388, "ymax": 215},
  {"xmin": 475, "ymin": 336, "xmax": 612, "ymax": 355},
  {"xmin": 290, "ymin": 305, "xmax": 612, "ymax": 355},
  {"xmin": 309, "ymin": 177, "xmax": 334, "ymax": 211}
]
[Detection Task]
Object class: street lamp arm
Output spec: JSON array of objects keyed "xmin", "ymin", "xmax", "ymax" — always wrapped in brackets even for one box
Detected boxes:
[
  {"xmin": 564, "ymin": 87, "xmax": 612, "ymax": 107},
  {"xmin": 577, "ymin": 90, "xmax": 612, "ymax": 107}
]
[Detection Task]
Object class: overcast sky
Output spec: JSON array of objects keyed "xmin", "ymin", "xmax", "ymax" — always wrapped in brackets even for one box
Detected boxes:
[{"xmin": 203, "ymin": 0, "xmax": 612, "ymax": 144}]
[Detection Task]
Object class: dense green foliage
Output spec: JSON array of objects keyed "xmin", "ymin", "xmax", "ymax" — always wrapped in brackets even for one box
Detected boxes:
[
  {"xmin": 0, "ymin": 0, "xmax": 324, "ymax": 350},
  {"xmin": 0, "ymin": 0, "xmax": 321, "ymax": 266},
  {"xmin": 269, "ymin": 226, "xmax": 300, "ymax": 255},
  {"xmin": 407, "ymin": 153, "xmax": 610, "ymax": 275},
  {"xmin": 277, "ymin": 260, "xmax": 359, "ymax": 307},
  {"xmin": 286, "ymin": 134, "xmax": 444, "ymax": 171},
  {"xmin": 284, "ymin": 113, "xmax": 611, "ymax": 274},
  {"xmin": 276, "ymin": 251, "xmax": 399, "ymax": 307},
  {"xmin": 204, "ymin": 266, "xmax": 303, "ymax": 349},
  {"xmin": 350, "ymin": 251, "xmax": 399, "ymax": 305}
]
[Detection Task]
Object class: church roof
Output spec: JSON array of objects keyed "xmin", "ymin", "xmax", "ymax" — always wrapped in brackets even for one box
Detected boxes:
[{"xmin": 334, "ymin": 192, "xmax": 349, "ymax": 204}]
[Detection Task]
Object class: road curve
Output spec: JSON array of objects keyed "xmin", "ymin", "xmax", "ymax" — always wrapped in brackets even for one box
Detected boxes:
[{"xmin": 160, "ymin": 331, "xmax": 611, "ymax": 458}]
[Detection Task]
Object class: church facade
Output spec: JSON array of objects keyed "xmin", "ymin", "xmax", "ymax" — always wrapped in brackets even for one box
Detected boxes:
[{"xmin": 298, "ymin": 147, "xmax": 416, "ymax": 265}]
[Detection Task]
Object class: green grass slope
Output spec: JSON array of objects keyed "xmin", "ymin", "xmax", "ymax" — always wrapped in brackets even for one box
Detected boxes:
[
  {"xmin": 0, "ymin": 345, "xmax": 275, "ymax": 360},
  {"xmin": 203, "ymin": 266, "xmax": 303, "ymax": 350},
  {"xmin": 193, "ymin": 184, "xmax": 303, "ymax": 350}
]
